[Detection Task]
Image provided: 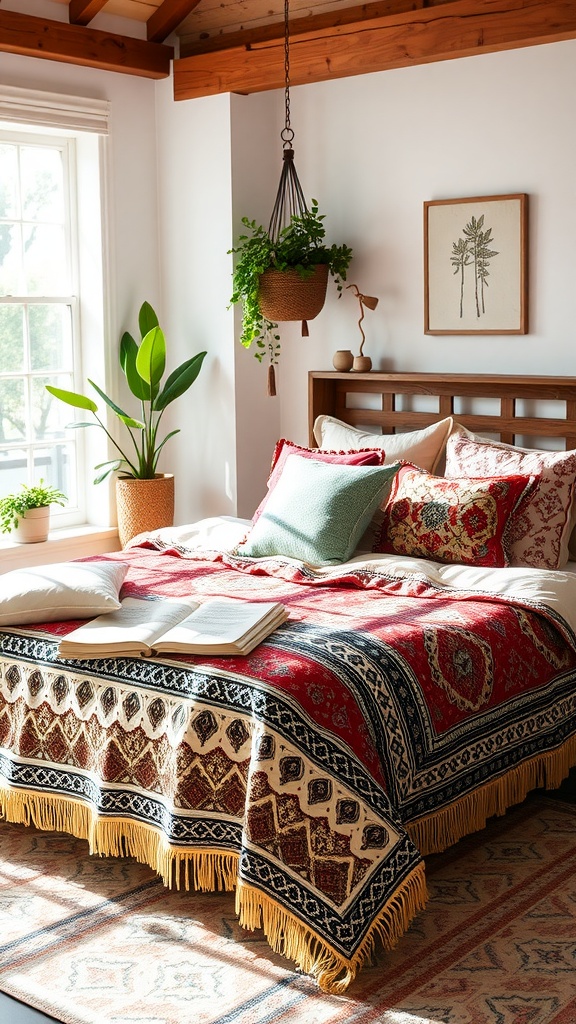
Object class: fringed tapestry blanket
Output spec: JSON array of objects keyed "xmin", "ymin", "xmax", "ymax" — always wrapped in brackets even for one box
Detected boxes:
[{"xmin": 2, "ymin": 527, "xmax": 576, "ymax": 992}]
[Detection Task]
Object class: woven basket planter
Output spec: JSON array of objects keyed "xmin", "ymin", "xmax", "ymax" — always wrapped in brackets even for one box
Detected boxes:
[
  {"xmin": 258, "ymin": 264, "xmax": 329, "ymax": 322},
  {"xmin": 116, "ymin": 474, "xmax": 174, "ymax": 548}
]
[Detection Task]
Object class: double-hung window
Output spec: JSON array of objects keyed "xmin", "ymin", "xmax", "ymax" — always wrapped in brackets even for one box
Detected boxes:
[
  {"xmin": 0, "ymin": 88, "xmax": 110, "ymax": 533},
  {"xmin": 0, "ymin": 133, "xmax": 80, "ymax": 523}
]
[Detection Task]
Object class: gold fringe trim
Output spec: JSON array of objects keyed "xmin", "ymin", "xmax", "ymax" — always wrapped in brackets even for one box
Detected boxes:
[
  {"xmin": 0, "ymin": 782, "xmax": 428, "ymax": 994},
  {"xmin": 236, "ymin": 862, "xmax": 427, "ymax": 993},
  {"xmin": 407, "ymin": 732, "xmax": 576, "ymax": 856},
  {"xmin": 0, "ymin": 786, "xmax": 238, "ymax": 893}
]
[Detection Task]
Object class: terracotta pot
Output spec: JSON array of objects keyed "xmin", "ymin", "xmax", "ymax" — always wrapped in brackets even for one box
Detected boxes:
[
  {"xmin": 258, "ymin": 264, "xmax": 329, "ymax": 322},
  {"xmin": 116, "ymin": 474, "xmax": 175, "ymax": 548},
  {"xmin": 13, "ymin": 507, "xmax": 51, "ymax": 544}
]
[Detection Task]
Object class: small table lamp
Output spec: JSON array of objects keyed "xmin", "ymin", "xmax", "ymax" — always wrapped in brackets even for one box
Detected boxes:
[{"xmin": 347, "ymin": 283, "xmax": 379, "ymax": 372}]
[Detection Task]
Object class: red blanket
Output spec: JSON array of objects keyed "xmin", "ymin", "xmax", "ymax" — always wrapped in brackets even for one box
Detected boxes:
[{"xmin": 1, "ymin": 543, "xmax": 576, "ymax": 991}]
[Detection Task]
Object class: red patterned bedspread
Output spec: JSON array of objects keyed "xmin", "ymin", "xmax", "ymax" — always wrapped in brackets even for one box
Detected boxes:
[{"xmin": 1, "ymin": 539, "xmax": 576, "ymax": 991}]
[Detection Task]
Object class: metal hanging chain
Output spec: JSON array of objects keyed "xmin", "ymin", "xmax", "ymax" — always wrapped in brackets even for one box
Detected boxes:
[{"xmin": 281, "ymin": 0, "xmax": 293, "ymax": 148}]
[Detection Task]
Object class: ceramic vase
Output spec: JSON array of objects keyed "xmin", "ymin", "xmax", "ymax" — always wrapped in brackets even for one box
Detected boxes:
[
  {"xmin": 332, "ymin": 350, "xmax": 354, "ymax": 371},
  {"xmin": 352, "ymin": 355, "xmax": 372, "ymax": 372}
]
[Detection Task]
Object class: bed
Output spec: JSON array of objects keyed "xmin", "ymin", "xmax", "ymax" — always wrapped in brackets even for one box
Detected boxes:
[{"xmin": 2, "ymin": 370, "xmax": 576, "ymax": 994}]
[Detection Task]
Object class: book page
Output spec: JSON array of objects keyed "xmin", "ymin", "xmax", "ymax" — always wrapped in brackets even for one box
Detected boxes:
[
  {"xmin": 63, "ymin": 596, "xmax": 199, "ymax": 649},
  {"xmin": 157, "ymin": 598, "xmax": 282, "ymax": 647}
]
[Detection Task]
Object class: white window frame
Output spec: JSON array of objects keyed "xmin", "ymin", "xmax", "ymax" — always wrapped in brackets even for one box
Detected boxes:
[
  {"xmin": 0, "ymin": 130, "xmax": 83, "ymax": 528},
  {"xmin": 0, "ymin": 86, "xmax": 114, "ymax": 540}
]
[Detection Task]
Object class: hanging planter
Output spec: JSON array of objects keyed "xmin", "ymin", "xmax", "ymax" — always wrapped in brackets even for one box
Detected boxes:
[
  {"xmin": 228, "ymin": 0, "xmax": 353, "ymax": 395},
  {"xmin": 258, "ymin": 263, "xmax": 329, "ymax": 323},
  {"xmin": 230, "ymin": 203, "xmax": 352, "ymax": 396}
]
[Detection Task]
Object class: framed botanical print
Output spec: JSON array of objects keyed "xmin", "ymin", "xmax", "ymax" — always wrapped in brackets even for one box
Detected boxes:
[{"xmin": 424, "ymin": 193, "xmax": 528, "ymax": 334}]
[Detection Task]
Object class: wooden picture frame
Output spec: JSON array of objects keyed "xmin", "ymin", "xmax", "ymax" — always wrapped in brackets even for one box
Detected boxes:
[{"xmin": 424, "ymin": 193, "xmax": 528, "ymax": 335}]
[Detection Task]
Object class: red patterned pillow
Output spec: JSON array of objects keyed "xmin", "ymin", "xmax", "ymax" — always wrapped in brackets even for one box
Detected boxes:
[
  {"xmin": 446, "ymin": 433, "xmax": 576, "ymax": 569},
  {"xmin": 376, "ymin": 465, "xmax": 535, "ymax": 567},
  {"xmin": 253, "ymin": 439, "xmax": 386, "ymax": 522}
]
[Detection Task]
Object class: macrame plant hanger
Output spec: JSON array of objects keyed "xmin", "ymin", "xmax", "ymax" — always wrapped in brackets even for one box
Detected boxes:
[
  {"xmin": 266, "ymin": 0, "xmax": 308, "ymax": 396},
  {"xmin": 269, "ymin": 0, "xmax": 307, "ymax": 241}
]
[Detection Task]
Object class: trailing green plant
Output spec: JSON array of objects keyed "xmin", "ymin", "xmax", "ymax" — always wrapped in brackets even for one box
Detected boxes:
[
  {"xmin": 0, "ymin": 480, "xmax": 66, "ymax": 533},
  {"xmin": 46, "ymin": 301, "xmax": 207, "ymax": 484},
  {"xmin": 229, "ymin": 201, "xmax": 353, "ymax": 364}
]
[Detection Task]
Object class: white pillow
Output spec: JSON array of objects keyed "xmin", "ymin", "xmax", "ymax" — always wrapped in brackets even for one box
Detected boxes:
[
  {"xmin": 0, "ymin": 561, "xmax": 128, "ymax": 627},
  {"xmin": 313, "ymin": 415, "xmax": 455, "ymax": 473}
]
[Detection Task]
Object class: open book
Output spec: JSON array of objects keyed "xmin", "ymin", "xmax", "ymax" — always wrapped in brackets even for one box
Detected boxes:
[{"xmin": 57, "ymin": 596, "xmax": 288, "ymax": 659}]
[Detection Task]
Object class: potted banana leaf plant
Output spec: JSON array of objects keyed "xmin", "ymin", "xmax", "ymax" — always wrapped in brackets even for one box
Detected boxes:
[{"xmin": 46, "ymin": 301, "xmax": 206, "ymax": 547}]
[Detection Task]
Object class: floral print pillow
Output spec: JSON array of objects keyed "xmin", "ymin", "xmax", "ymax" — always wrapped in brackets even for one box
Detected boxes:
[
  {"xmin": 445, "ymin": 433, "xmax": 576, "ymax": 570},
  {"xmin": 376, "ymin": 465, "xmax": 535, "ymax": 568}
]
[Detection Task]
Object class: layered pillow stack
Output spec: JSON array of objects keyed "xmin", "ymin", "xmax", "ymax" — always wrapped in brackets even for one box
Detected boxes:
[
  {"xmin": 445, "ymin": 433, "xmax": 576, "ymax": 569},
  {"xmin": 375, "ymin": 463, "xmax": 536, "ymax": 568},
  {"xmin": 240, "ymin": 454, "xmax": 400, "ymax": 565},
  {"xmin": 245, "ymin": 416, "xmax": 576, "ymax": 571}
]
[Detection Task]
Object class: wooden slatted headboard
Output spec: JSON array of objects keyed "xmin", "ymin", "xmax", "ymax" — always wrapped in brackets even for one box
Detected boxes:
[{"xmin": 309, "ymin": 372, "xmax": 576, "ymax": 450}]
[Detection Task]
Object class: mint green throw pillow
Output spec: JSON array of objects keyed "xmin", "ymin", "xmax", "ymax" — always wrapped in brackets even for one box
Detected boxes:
[{"xmin": 238, "ymin": 454, "xmax": 399, "ymax": 565}]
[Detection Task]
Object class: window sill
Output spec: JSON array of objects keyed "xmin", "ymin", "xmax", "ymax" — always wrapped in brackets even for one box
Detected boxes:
[{"xmin": 0, "ymin": 525, "xmax": 121, "ymax": 573}]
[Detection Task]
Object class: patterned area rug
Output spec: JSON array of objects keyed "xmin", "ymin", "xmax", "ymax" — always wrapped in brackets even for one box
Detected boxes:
[{"xmin": 1, "ymin": 795, "xmax": 575, "ymax": 1024}]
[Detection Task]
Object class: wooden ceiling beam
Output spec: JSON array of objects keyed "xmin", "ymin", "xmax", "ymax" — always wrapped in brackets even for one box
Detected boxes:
[
  {"xmin": 173, "ymin": 0, "xmax": 576, "ymax": 100},
  {"xmin": 147, "ymin": 0, "xmax": 203, "ymax": 43},
  {"xmin": 0, "ymin": 8, "xmax": 173, "ymax": 79},
  {"xmin": 179, "ymin": 0, "xmax": 459, "ymax": 57},
  {"xmin": 68, "ymin": 0, "xmax": 108, "ymax": 28}
]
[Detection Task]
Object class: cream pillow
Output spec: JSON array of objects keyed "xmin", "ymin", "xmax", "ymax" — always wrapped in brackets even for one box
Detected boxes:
[
  {"xmin": 313, "ymin": 415, "xmax": 455, "ymax": 473},
  {"xmin": 0, "ymin": 560, "xmax": 128, "ymax": 627}
]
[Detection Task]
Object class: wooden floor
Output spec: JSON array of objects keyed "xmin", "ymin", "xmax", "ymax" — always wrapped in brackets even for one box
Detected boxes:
[
  {"xmin": 2, "ymin": 768, "xmax": 575, "ymax": 1024},
  {"xmin": 0, "ymin": 994, "xmax": 61, "ymax": 1022}
]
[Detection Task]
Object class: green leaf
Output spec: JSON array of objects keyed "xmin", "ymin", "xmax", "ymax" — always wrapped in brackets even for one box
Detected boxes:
[
  {"xmin": 138, "ymin": 301, "xmax": 159, "ymax": 339},
  {"xmin": 46, "ymin": 301, "xmax": 205, "ymax": 483},
  {"xmin": 152, "ymin": 429, "xmax": 180, "ymax": 471},
  {"xmin": 45, "ymin": 385, "xmax": 98, "ymax": 413},
  {"xmin": 153, "ymin": 429, "xmax": 180, "ymax": 454},
  {"xmin": 93, "ymin": 466, "xmax": 118, "ymax": 484},
  {"xmin": 88, "ymin": 379, "xmax": 145, "ymax": 429},
  {"xmin": 136, "ymin": 327, "xmax": 166, "ymax": 388},
  {"xmin": 154, "ymin": 352, "xmax": 207, "ymax": 411},
  {"xmin": 120, "ymin": 331, "xmax": 149, "ymax": 401}
]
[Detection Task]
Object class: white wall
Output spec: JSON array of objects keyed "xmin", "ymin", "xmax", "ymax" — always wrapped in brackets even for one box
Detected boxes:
[
  {"xmin": 276, "ymin": 41, "xmax": 576, "ymax": 443},
  {"xmin": 229, "ymin": 92, "xmax": 283, "ymax": 519},
  {"xmin": 3, "ymin": 35, "xmax": 576, "ymax": 524},
  {"xmin": 152, "ymin": 84, "xmax": 283, "ymax": 523},
  {"xmin": 153, "ymin": 81, "xmax": 236, "ymax": 524}
]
